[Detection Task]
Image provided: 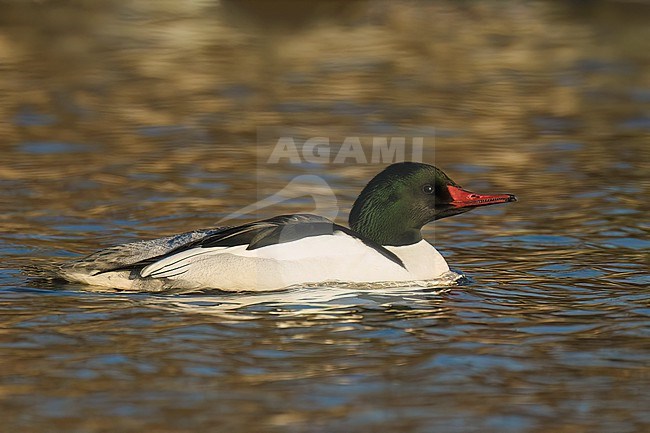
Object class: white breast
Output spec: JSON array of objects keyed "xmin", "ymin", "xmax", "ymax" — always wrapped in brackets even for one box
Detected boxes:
[{"xmin": 385, "ymin": 240, "xmax": 450, "ymax": 279}]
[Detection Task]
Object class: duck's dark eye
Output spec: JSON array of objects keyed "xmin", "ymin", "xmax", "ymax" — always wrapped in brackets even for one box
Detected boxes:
[{"xmin": 422, "ymin": 184, "xmax": 434, "ymax": 194}]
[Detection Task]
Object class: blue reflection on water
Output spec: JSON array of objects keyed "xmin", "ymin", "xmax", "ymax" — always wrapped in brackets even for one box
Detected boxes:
[{"xmin": 18, "ymin": 141, "xmax": 97, "ymax": 154}]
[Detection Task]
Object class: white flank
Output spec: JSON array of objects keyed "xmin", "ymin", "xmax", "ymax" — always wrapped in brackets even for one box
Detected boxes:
[{"xmin": 62, "ymin": 233, "xmax": 450, "ymax": 292}]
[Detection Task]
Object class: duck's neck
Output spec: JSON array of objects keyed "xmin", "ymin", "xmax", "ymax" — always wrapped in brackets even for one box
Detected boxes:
[{"xmin": 348, "ymin": 200, "xmax": 422, "ymax": 247}]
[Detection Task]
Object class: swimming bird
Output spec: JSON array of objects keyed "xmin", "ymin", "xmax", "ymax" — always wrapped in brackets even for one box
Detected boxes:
[{"xmin": 57, "ymin": 162, "xmax": 516, "ymax": 291}]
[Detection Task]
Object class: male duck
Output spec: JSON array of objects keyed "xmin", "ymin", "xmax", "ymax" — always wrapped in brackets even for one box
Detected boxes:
[{"xmin": 57, "ymin": 162, "xmax": 516, "ymax": 291}]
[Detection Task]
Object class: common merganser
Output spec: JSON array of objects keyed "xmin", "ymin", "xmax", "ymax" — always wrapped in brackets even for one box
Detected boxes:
[{"xmin": 57, "ymin": 162, "xmax": 516, "ymax": 292}]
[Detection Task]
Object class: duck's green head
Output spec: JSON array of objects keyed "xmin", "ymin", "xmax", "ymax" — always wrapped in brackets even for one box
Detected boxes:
[{"xmin": 349, "ymin": 162, "xmax": 516, "ymax": 246}]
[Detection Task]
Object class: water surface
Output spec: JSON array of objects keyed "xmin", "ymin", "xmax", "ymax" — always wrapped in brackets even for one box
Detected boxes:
[{"xmin": 1, "ymin": 1, "xmax": 648, "ymax": 432}]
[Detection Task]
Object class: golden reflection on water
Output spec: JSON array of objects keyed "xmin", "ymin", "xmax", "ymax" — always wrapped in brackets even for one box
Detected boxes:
[
  {"xmin": 0, "ymin": 1, "xmax": 649, "ymax": 432},
  {"xmin": 1, "ymin": 0, "xmax": 647, "ymax": 234}
]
